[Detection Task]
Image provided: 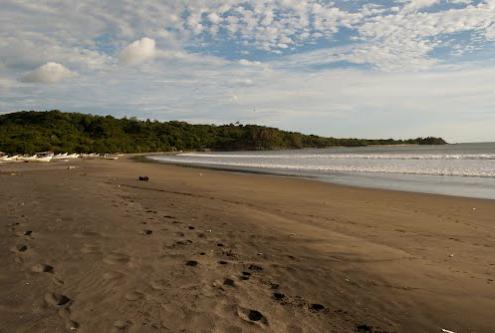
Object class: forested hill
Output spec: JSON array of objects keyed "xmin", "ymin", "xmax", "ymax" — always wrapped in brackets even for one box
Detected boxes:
[{"xmin": 0, "ymin": 110, "xmax": 447, "ymax": 154}]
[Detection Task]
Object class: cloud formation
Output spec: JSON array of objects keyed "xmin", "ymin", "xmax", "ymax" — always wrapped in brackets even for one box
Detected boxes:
[
  {"xmin": 20, "ymin": 62, "xmax": 75, "ymax": 84},
  {"xmin": 120, "ymin": 38, "xmax": 156, "ymax": 65},
  {"xmin": 1, "ymin": 0, "xmax": 495, "ymax": 141}
]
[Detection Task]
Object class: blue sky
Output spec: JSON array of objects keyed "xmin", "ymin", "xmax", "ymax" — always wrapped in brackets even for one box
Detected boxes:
[{"xmin": 0, "ymin": 0, "xmax": 495, "ymax": 142}]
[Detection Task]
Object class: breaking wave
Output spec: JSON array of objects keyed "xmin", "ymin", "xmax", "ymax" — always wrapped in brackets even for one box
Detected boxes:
[{"xmin": 151, "ymin": 152, "xmax": 495, "ymax": 178}]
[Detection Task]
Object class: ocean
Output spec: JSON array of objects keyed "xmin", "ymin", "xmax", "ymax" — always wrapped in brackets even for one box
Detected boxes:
[{"xmin": 149, "ymin": 142, "xmax": 495, "ymax": 200}]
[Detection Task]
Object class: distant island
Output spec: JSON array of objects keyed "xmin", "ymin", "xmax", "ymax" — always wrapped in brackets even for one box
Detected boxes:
[{"xmin": 0, "ymin": 110, "xmax": 447, "ymax": 154}]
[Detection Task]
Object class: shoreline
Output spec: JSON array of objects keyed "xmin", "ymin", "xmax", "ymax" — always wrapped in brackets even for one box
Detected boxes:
[
  {"xmin": 1, "ymin": 157, "xmax": 494, "ymax": 332},
  {"xmin": 145, "ymin": 155, "xmax": 495, "ymax": 202}
]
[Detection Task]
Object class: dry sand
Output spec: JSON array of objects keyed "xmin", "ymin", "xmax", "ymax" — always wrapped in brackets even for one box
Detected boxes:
[{"xmin": 0, "ymin": 157, "xmax": 494, "ymax": 333}]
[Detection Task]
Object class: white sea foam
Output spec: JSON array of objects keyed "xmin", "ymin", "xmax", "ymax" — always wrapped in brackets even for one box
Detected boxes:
[
  {"xmin": 178, "ymin": 152, "xmax": 495, "ymax": 160},
  {"xmin": 152, "ymin": 155, "xmax": 495, "ymax": 178},
  {"xmin": 152, "ymin": 145, "xmax": 495, "ymax": 179},
  {"xmin": 150, "ymin": 143, "xmax": 495, "ymax": 199}
]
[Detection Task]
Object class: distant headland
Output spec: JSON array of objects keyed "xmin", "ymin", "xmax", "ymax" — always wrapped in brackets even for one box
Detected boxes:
[{"xmin": 0, "ymin": 110, "xmax": 447, "ymax": 154}]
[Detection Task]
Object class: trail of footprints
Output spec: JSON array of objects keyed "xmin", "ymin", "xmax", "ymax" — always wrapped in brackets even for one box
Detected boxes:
[
  {"xmin": 131, "ymin": 207, "xmax": 333, "ymax": 331},
  {"xmin": 7, "ymin": 189, "xmax": 383, "ymax": 333},
  {"xmin": 9, "ymin": 221, "xmax": 80, "ymax": 331}
]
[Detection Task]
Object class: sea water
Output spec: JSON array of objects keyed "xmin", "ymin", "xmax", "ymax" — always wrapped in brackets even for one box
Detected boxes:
[{"xmin": 149, "ymin": 142, "xmax": 495, "ymax": 200}]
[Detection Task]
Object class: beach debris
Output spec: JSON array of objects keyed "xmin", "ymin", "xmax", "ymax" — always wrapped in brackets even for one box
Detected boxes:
[
  {"xmin": 448, "ymin": 253, "xmax": 454, "ymax": 258},
  {"xmin": 441, "ymin": 329, "xmax": 456, "ymax": 333},
  {"xmin": 138, "ymin": 176, "xmax": 149, "ymax": 181}
]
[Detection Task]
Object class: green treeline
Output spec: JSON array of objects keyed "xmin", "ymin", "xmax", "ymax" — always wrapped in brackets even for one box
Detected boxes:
[{"xmin": 0, "ymin": 110, "xmax": 447, "ymax": 154}]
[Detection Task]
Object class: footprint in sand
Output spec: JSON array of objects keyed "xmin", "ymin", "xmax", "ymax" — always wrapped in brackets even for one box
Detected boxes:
[
  {"xmin": 74, "ymin": 231, "xmax": 101, "ymax": 238},
  {"xmin": 11, "ymin": 244, "xmax": 28, "ymax": 253},
  {"xmin": 356, "ymin": 324, "xmax": 373, "ymax": 332},
  {"xmin": 15, "ymin": 230, "xmax": 33, "ymax": 237},
  {"xmin": 308, "ymin": 303, "xmax": 325, "ymax": 312},
  {"xmin": 150, "ymin": 279, "xmax": 168, "ymax": 290},
  {"xmin": 31, "ymin": 264, "xmax": 54, "ymax": 273},
  {"xmin": 125, "ymin": 291, "xmax": 144, "ymax": 301},
  {"xmin": 65, "ymin": 320, "xmax": 79, "ymax": 331},
  {"xmin": 81, "ymin": 244, "xmax": 101, "ymax": 254},
  {"xmin": 185, "ymin": 260, "xmax": 198, "ymax": 267},
  {"xmin": 236, "ymin": 307, "xmax": 268, "ymax": 326},
  {"xmin": 58, "ymin": 308, "xmax": 79, "ymax": 331},
  {"xmin": 103, "ymin": 253, "xmax": 130, "ymax": 265},
  {"xmin": 173, "ymin": 239, "xmax": 193, "ymax": 247},
  {"xmin": 239, "ymin": 272, "xmax": 251, "ymax": 281},
  {"xmin": 44, "ymin": 292, "xmax": 72, "ymax": 307},
  {"xmin": 111, "ymin": 320, "xmax": 132, "ymax": 333},
  {"xmin": 52, "ymin": 276, "xmax": 65, "ymax": 285},
  {"xmin": 103, "ymin": 271, "xmax": 125, "ymax": 281},
  {"xmin": 223, "ymin": 278, "xmax": 235, "ymax": 287},
  {"xmin": 248, "ymin": 264, "xmax": 263, "ymax": 272},
  {"xmin": 273, "ymin": 292, "xmax": 286, "ymax": 301}
]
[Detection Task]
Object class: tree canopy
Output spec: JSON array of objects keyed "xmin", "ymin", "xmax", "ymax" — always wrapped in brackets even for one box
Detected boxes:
[{"xmin": 0, "ymin": 110, "xmax": 447, "ymax": 154}]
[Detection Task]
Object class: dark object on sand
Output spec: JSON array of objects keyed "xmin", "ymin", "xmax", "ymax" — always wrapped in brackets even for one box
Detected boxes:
[{"xmin": 138, "ymin": 176, "xmax": 149, "ymax": 181}]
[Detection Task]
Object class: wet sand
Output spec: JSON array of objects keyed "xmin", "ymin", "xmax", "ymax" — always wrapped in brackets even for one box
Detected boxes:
[{"xmin": 0, "ymin": 157, "xmax": 494, "ymax": 333}]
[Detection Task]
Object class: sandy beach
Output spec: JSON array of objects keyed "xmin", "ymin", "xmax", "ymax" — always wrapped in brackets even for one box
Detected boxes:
[{"xmin": 1, "ymin": 157, "xmax": 494, "ymax": 333}]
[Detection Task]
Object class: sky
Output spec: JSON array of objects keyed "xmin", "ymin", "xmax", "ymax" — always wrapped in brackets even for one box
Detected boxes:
[{"xmin": 1, "ymin": 1, "xmax": 495, "ymax": 142}]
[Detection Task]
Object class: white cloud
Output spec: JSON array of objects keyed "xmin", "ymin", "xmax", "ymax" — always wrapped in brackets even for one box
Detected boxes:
[
  {"xmin": 403, "ymin": 0, "xmax": 441, "ymax": 12},
  {"xmin": 20, "ymin": 62, "xmax": 75, "ymax": 84},
  {"xmin": 1, "ymin": 0, "xmax": 495, "ymax": 142},
  {"xmin": 120, "ymin": 37, "xmax": 156, "ymax": 65}
]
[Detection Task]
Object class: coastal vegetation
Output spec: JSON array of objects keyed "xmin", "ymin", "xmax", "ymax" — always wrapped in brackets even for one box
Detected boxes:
[{"xmin": 0, "ymin": 110, "xmax": 446, "ymax": 154}]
